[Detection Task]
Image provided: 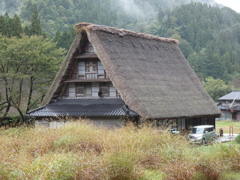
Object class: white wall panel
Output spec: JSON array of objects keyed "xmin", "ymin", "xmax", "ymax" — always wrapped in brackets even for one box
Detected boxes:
[
  {"xmin": 92, "ymin": 82, "xmax": 99, "ymax": 97},
  {"xmin": 69, "ymin": 83, "xmax": 75, "ymax": 97}
]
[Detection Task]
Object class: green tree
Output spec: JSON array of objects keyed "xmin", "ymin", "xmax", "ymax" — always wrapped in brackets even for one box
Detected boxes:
[
  {"xmin": 20, "ymin": 0, "xmax": 34, "ymax": 21},
  {"xmin": 3, "ymin": 13, "xmax": 11, "ymax": 37},
  {"xmin": 188, "ymin": 51, "xmax": 204, "ymax": 80},
  {"xmin": 29, "ymin": 4, "xmax": 43, "ymax": 36},
  {"xmin": 0, "ymin": 15, "xmax": 6, "ymax": 36},
  {"xmin": 53, "ymin": 29, "xmax": 61, "ymax": 43},
  {"xmin": 56, "ymin": 27, "xmax": 75, "ymax": 50},
  {"xmin": 206, "ymin": 52, "xmax": 223, "ymax": 79},
  {"xmin": 169, "ymin": 32, "xmax": 193, "ymax": 58},
  {"xmin": 0, "ymin": 14, "xmax": 23, "ymax": 38},
  {"xmin": 203, "ymin": 77, "xmax": 231, "ymax": 101},
  {"xmin": 10, "ymin": 14, "xmax": 23, "ymax": 37},
  {"xmin": 0, "ymin": 35, "xmax": 66, "ymax": 121},
  {"xmin": 228, "ymin": 72, "xmax": 240, "ymax": 90},
  {"xmin": 24, "ymin": 26, "xmax": 30, "ymax": 36}
]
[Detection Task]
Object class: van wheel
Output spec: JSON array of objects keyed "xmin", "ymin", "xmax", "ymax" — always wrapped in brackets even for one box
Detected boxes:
[{"xmin": 202, "ymin": 139, "xmax": 206, "ymax": 145}]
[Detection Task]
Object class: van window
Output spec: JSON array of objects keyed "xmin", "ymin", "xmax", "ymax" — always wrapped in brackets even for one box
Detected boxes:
[
  {"xmin": 192, "ymin": 127, "xmax": 204, "ymax": 134},
  {"xmin": 205, "ymin": 127, "xmax": 214, "ymax": 132}
]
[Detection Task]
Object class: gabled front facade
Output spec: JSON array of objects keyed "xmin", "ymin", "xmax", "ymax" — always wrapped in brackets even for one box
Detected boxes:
[
  {"xmin": 27, "ymin": 36, "xmax": 136, "ymax": 128},
  {"xmin": 218, "ymin": 91, "xmax": 240, "ymax": 121},
  {"xmin": 26, "ymin": 23, "xmax": 221, "ymax": 129},
  {"xmin": 61, "ymin": 41, "xmax": 120, "ymax": 99}
]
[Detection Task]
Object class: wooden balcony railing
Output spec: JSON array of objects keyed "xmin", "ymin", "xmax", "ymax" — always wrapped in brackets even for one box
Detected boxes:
[
  {"xmin": 78, "ymin": 73, "xmax": 109, "ymax": 80},
  {"xmin": 85, "ymin": 73, "xmax": 97, "ymax": 79}
]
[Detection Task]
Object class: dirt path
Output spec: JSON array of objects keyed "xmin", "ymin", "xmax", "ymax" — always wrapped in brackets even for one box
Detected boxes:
[{"xmin": 214, "ymin": 134, "xmax": 237, "ymax": 143}]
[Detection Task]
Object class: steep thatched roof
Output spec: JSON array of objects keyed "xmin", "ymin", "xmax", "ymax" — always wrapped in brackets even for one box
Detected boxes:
[{"xmin": 41, "ymin": 22, "xmax": 221, "ymax": 119}]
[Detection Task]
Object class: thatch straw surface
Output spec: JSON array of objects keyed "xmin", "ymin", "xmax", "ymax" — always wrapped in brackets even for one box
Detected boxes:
[
  {"xmin": 41, "ymin": 34, "xmax": 82, "ymax": 106},
  {"xmin": 42, "ymin": 23, "xmax": 221, "ymax": 119}
]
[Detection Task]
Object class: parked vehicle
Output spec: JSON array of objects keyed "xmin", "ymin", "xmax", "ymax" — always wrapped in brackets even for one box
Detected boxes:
[{"xmin": 188, "ymin": 125, "xmax": 215, "ymax": 144}]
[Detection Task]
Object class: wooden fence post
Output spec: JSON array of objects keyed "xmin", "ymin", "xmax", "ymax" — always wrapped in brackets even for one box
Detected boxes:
[{"xmin": 229, "ymin": 125, "xmax": 233, "ymax": 136}]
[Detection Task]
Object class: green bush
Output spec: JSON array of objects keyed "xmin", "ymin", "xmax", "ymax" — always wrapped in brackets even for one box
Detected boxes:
[
  {"xmin": 234, "ymin": 134, "xmax": 240, "ymax": 144},
  {"xmin": 108, "ymin": 152, "xmax": 135, "ymax": 180}
]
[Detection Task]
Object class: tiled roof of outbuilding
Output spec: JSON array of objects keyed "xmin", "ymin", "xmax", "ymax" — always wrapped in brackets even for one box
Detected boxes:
[
  {"xmin": 27, "ymin": 98, "xmax": 137, "ymax": 117},
  {"xmin": 219, "ymin": 91, "xmax": 240, "ymax": 100}
]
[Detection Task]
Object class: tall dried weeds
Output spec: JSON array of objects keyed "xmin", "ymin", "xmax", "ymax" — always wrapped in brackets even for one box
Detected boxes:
[{"xmin": 0, "ymin": 120, "xmax": 239, "ymax": 179}]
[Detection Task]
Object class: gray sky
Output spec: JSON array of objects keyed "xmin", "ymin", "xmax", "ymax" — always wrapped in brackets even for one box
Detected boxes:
[{"xmin": 214, "ymin": 0, "xmax": 240, "ymax": 12}]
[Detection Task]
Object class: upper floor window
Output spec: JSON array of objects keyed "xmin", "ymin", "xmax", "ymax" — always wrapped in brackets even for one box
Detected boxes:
[
  {"xmin": 85, "ymin": 60, "xmax": 97, "ymax": 73},
  {"xmin": 77, "ymin": 59, "xmax": 107, "ymax": 79},
  {"xmin": 65, "ymin": 82, "xmax": 119, "ymax": 98}
]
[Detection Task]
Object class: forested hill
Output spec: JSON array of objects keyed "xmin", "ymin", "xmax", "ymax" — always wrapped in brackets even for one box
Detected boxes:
[
  {"xmin": 153, "ymin": 3, "xmax": 240, "ymax": 99},
  {"xmin": 159, "ymin": 3, "xmax": 240, "ymax": 82},
  {"xmin": 1, "ymin": 0, "xmax": 240, "ymax": 100},
  {"xmin": 2, "ymin": 0, "xmax": 217, "ymax": 33}
]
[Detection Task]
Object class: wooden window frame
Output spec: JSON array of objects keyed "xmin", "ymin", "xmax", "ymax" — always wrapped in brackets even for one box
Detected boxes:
[
  {"xmin": 99, "ymin": 82, "xmax": 109, "ymax": 97},
  {"xmin": 85, "ymin": 59, "xmax": 98, "ymax": 79},
  {"xmin": 75, "ymin": 82, "xmax": 92, "ymax": 97},
  {"xmin": 76, "ymin": 82, "xmax": 84, "ymax": 97},
  {"xmin": 85, "ymin": 59, "xmax": 97, "ymax": 73}
]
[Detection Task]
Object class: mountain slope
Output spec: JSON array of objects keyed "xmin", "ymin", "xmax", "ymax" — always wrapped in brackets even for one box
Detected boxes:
[
  {"xmin": 1, "ymin": 0, "xmax": 240, "ymax": 87},
  {"xmin": 158, "ymin": 3, "xmax": 240, "ymax": 81},
  {"xmin": 16, "ymin": 0, "xmax": 218, "ymax": 36}
]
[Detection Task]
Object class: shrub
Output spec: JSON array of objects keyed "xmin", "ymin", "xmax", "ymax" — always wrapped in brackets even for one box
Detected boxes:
[
  {"xmin": 234, "ymin": 134, "xmax": 240, "ymax": 144},
  {"xmin": 195, "ymin": 160, "xmax": 223, "ymax": 180},
  {"xmin": 163, "ymin": 161, "xmax": 196, "ymax": 180},
  {"xmin": 108, "ymin": 152, "xmax": 136, "ymax": 180},
  {"xmin": 139, "ymin": 152, "xmax": 163, "ymax": 169},
  {"xmin": 142, "ymin": 170, "xmax": 165, "ymax": 180},
  {"xmin": 0, "ymin": 164, "xmax": 12, "ymax": 179}
]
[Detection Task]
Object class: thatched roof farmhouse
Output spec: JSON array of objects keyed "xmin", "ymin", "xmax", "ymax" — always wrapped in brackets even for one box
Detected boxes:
[{"xmin": 26, "ymin": 23, "xmax": 221, "ymax": 129}]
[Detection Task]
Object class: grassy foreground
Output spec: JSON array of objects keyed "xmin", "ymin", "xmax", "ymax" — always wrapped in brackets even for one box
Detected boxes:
[{"xmin": 0, "ymin": 121, "xmax": 240, "ymax": 180}]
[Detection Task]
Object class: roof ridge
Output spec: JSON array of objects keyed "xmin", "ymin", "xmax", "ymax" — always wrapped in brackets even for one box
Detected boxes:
[
  {"xmin": 26, "ymin": 106, "xmax": 45, "ymax": 114},
  {"xmin": 74, "ymin": 22, "xmax": 179, "ymax": 44}
]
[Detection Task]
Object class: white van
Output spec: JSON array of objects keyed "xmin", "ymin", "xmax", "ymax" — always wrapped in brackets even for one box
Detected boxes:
[{"xmin": 188, "ymin": 125, "xmax": 215, "ymax": 144}]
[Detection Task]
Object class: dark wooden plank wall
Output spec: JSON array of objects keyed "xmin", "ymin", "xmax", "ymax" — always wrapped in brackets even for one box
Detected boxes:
[{"xmin": 183, "ymin": 117, "xmax": 215, "ymax": 130}]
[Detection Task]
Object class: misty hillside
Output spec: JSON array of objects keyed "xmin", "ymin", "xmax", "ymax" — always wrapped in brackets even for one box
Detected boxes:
[
  {"xmin": 1, "ymin": 0, "xmax": 218, "ymax": 33},
  {"xmin": 1, "ymin": 0, "xmax": 240, "ymax": 98},
  {"xmin": 21, "ymin": 0, "xmax": 219, "ymax": 35},
  {"xmin": 161, "ymin": 3, "xmax": 240, "ymax": 83},
  {"xmin": 0, "ymin": 0, "xmax": 23, "ymax": 15},
  {"xmin": 0, "ymin": 0, "xmax": 217, "ymax": 16}
]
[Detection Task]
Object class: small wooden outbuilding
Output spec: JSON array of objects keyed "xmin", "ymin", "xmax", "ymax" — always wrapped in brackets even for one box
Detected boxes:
[{"xmin": 218, "ymin": 91, "xmax": 240, "ymax": 121}]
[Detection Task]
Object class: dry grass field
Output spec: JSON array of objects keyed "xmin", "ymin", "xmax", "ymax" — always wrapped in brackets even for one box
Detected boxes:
[{"xmin": 0, "ymin": 120, "xmax": 240, "ymax": 180}]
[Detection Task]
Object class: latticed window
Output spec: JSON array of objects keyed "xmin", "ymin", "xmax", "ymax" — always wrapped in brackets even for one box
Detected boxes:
[
  {"xmin": 85, "ymin": 60, "xmax": 97, "ymax": 73},
  {"xmin": 100, "ymin": 82, "xmax": 109, "ymax": 97},
  {"xmin": 76, "ymin": 83, "xmax": 84, "ymax": 97},
  {"xmin": 75, "ymin": 82, "xmax": 92, "ymax": 97},
  {"xmin": 85, "ymin": 59, "xmax": 97, "ymax": 79}
]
